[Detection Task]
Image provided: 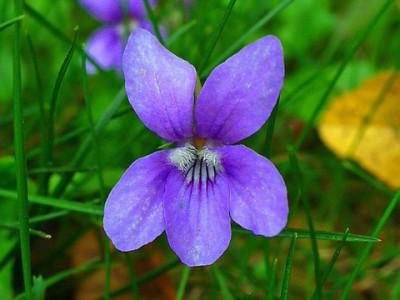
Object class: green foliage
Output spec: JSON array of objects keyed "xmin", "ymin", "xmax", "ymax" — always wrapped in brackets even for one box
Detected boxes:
[{"xmin": 0, "ymin": 0, "xmax": 398, "ymax": 299}]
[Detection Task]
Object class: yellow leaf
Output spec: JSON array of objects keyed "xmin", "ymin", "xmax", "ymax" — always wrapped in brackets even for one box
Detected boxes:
[{"xmin": 318, "ymin": 71, "xmax": 400, "ymax": 188}]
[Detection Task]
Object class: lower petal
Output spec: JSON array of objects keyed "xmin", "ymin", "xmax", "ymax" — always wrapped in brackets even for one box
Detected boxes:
[
  {"xmin": 103, "ymin": 150, "xmax": 171, "ymax": 251},
  {"xmin": 163, "ymin": 169, "xmax": 231, "ymax": 266},
  {"xmin": 219, "ymin": 145, "xmax": 288, "ymax": 236},
  {"xmin": 86, "ymin": 26, "xmax": 123, "ymax": 74}
]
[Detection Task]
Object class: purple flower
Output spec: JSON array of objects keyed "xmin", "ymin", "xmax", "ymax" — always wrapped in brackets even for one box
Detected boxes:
[
  {"xmin": 79, "ymin": 0, "xmax": 156, "ymax": 74},
  {"xmin": 104, "ymin": 29, "xmax": 288, "ymax": 266}
]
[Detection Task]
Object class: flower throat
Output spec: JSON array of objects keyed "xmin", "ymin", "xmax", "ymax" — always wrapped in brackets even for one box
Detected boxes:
[{"xmin": 169, "ymin": 139, "xmax": 222, "ymax": 184}]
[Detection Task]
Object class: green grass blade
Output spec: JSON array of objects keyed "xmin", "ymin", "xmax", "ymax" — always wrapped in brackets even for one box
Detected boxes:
[
  {"xmin": 176, "ymin": 267, "xmax": 191, "ymax": 300},
  {"xmin": 310, "ymin": 228, "xmax": 349, "ymax": 300},
  {"xmin": 12, "ymin": 0, "xmax": 32, "ymax": 297},
  {"xmin": 340, "ymin": 190, "xmax": 400, "ymax": 299},
  {"xmin": 213, "ymin": 266, "xmax": 234, "ymax": 300},
  {"xmin": 42, "ymin": 27, "xmax": 78, "ymax": 195},
  {"xmin": 287, "ymin": 145, "xmax": 321, "ymax": 296},
  {"xmin": 24, "ymin": 3, "xmax": 105, "ymax": 73},
  {"xmin": 0, "ymin": 223, "xmax": 51, "ymax": 239},
  {"xmin": 0, "ymin": 14, "xmax": 24, "ymax": 32},
  {"xmin": 295, "ymin": 0, "xmax": 394, "ymax": 149},
  {"xmin": 233, "ymin": 227, "xmax": 380, "ymax": 242},
  {"xmin": 342, "ymin": 160, "xmax": 393, "ymax": 196},
  {"xmin": 110, "ymin": 259, "xmax": 181, "ymax": 298},
  {"xmin": 81, "ymin": 52, "xmax": 110, "ymax": 300},
  {"xmin": 124, "ymin": 254, "xmax": 140, "ymax": 300},
  {"xmin": 0, "ymin": 189, "xmax": 103, "ymax": 216},
  {"xmin": 201, "ymin": 0, "xmax": 294, "ymax": 78},
  {"xmin": 267, "ymin": 258, "xmax": 278, "ymax": 300},
  {"xmin": 52, "ymin": 87, "xmax": 126, "ymax": 197},
  {"xmin": 280, "ymin": 233, "xmax": 297, "ymax": 300},
  {"xmin": 143, "ymin": 0, "xmax": 164, "ymax": 45},
  {"xmin": 198, "ymin": 0, "xmax": 237, "ymax": 74},
  {"xmin": 166, "ymin": 20, "xmax": 197, "ymax": 47},
  {"xmin": 26, "ymin": 33, "xmax": 48, "ymax": 197}
]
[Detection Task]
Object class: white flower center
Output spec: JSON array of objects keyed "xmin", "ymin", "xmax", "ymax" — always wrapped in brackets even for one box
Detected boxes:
[{"xmin": 169, "ymin": 143, "xmax": 222, "ymax": 183}]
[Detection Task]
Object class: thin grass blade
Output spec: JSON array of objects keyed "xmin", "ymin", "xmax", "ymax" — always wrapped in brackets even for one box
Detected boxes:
[
  {"xmin": 213, "ymin": 266, "xmax": 234, "ymax": 300},
  {"xmin": 201, "ymin": 0, "xmax": 294, "ymax": 78},
  {"xmin": 340, "ymin": 191, "xmax": 400, "ymax": 299},
  {"xmin": 198, "ymin": 0, "xmax": 237, "ymax": 74},
  {"xmin": 280, "ymin": 233, "xmax": 297, "ymax": 300},
  {"xmin": 12, "ymin": 0, "xmax": 32, "ymax": 297},
  {"xmin": 143, "ymin": 0, "xmax": 164, "ymax": 45},
  {"xmin": 0, "ymin": 14, "xmax": 24, "ymax": 32},
  {"xmin": 176, "ymin": 267, "xmax": 191, "ymax": 300}
]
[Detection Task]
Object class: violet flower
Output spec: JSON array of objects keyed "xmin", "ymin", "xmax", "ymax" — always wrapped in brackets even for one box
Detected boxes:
[
  {"xmin": 104, "ymin": 29, "xmax": 288, "ymax": 266},
  {"xmin": 79, "ymin": 0, "xmax": 156, "ymax": 74}
]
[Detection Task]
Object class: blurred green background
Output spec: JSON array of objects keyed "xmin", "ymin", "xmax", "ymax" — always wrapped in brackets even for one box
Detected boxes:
[{"xmin": 0, "ymin": 0, "xmax": 399, "ymax": 299}]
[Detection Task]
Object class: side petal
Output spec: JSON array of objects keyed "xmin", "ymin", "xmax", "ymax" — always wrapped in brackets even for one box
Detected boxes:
[
  {"xmin": 80, "ymin": 0, "xmax": 122, "ymax": 23},
  {"xmin": 195, "ymin": 36, "xmax": 284, "ymax": 144},
  {"xmin": 103, "ymin": 150, "xmax": 172, "ymax": 251},
  {"xmin": 163, "ymin": 170, "xmax": 231, "ymax": 266},
  {"xmin": 128, "ymin": 0, "xmax": 157, "ymax": 19},
  {"xmin": 123, "ymin": 29, "xmax": 197, "ymax": 142},
  {"xmin": 86, "ymin": 27, "xmax": 123, "ymax": 74},
  {"xmin": 219, "ymin": 145, "xmax": 288, "ymax": 236}
]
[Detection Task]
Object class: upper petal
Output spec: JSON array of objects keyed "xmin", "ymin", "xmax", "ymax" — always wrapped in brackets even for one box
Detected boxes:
[
  {"xmin": 195, "ymin": 36, "xmax": 284, "ymax": 144},
  {"xmin": 103, "ymin": 150, "xmax": 172, "ymax": 251},
  {"xmin": 80, "ymin": 0, "xmax": 122, "ymax": 23},
  {"xmin": 123, "ymin": 29, "xmax": 197, "ymax": 142},
  {"xmin": 86, "ymin": 26, "xmax": 124, "ymax": 74},
  {"xmin": 163, "ymin": 169, "xmax": 231, "ymax": 266},
  {"xmin": 218, "ymin": 145, "xmax": 288, "ymax": 236}
]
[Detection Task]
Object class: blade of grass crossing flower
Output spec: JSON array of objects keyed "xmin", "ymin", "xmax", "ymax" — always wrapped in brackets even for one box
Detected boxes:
[
  {"xmin": 267, "ymin": 258, "xmax": 278, "ymax": 300},
  {"xmin": 166, "ymin": 20, "xmax": 197, "ymax": 47},
  {"xmin": 264, "ymin": 97, "xmax": 280, "ymax": 158},
  {"xmin": 42, "ymin": 28, "xmax": 78, "ymax": 195},
  {"xmin": 340, "ymin": 190, "xmax": 400, "ymax": 299},
  {"xmin": 280, "ymin": 233, "xmax": 297, "ymax": 300},
  {"xmin": 176, "ymin": 267, "xmax": 191, "ymax": 300},
  {"xmin": 143, "ymin": 0, "xmax": 164, "ymax": 45},
  {"xmin": 287, "ymin": 145, "xmax": 321, "ymax": 297},
  {"xmin": 52, "ymin": 87, "xmax": 126, "ymax": 197},
  {"xmin": 295, "ymin": 0, "xmax": 394, "ymax": 149},
  {"xmin": 198, "ymin": 0, "xmax": 237, "ymax": 74},
  {"xmin": 0, "ymin": 14, "xmax": 24, "ymax": 32},
  {"xmin": 13, "ymin": 0, "xmax": 32, "ymax": 297},
  {"xmin": 24, "ymin": 3, "xmax": 105, "ymax": 73},
  {"xmin": 124, "ymin": 254, "xmax": 140, "ymax": 300},
  {"xmin": 310, "ymin": 228, "xmax": 349, "ymax": 300},
  {"xmin": 213, "ymin": 266, "xmax": 234, "ymax": 300},
  {"xmin": 233, "ymin": 227, "xmax": 378, "ymax": 242},
  {"xmin": 81, "ymin": 53, "xmax": 111, "ymax": 300},
  {"xmin": 201, "ymin": 0, "xmax": 294, "ymax": 78},
  {"xmin": 0, "ymin": 189, "xmax": 103, "ymax": 216}
]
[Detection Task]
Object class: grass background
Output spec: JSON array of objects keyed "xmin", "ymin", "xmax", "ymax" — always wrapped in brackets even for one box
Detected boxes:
[{"xmin": 0, "ymin": 0, "xmax": 399, "ymax": 299}]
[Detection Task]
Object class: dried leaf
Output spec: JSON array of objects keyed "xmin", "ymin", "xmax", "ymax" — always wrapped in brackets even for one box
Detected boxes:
[{"xmin": 318, "ymin": 71, "xmax": 400, "ymax": 188}]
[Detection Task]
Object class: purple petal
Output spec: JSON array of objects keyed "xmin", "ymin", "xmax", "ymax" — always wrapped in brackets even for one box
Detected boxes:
[
  {"xmin": 219, "ymin": 145, "xmax": 288, "ymax": 236},
  {"xmin": 86, "ymin": 26, "xmax": 123, "ymax": 74},
  {"xmin": 195, "ymin": 36, "xmax": 284, "ymax": 144},
  {"xmin": 129, "ymin": 0, "xmax": 157, "ymax": 19},
  {"xmin": 163, "ymin": 169, "xmax": 231, "ymax": 266},
  {"xmin": 123, "ymin": 29, "xmax": 196, "ymax": 142},
  {"xmin": 80, "ymin": 0, "xmax": 122, "ymax": 23},
  {"xmin": 103, "ymin": 150, "xmax": 172, "ymax": 251}
]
